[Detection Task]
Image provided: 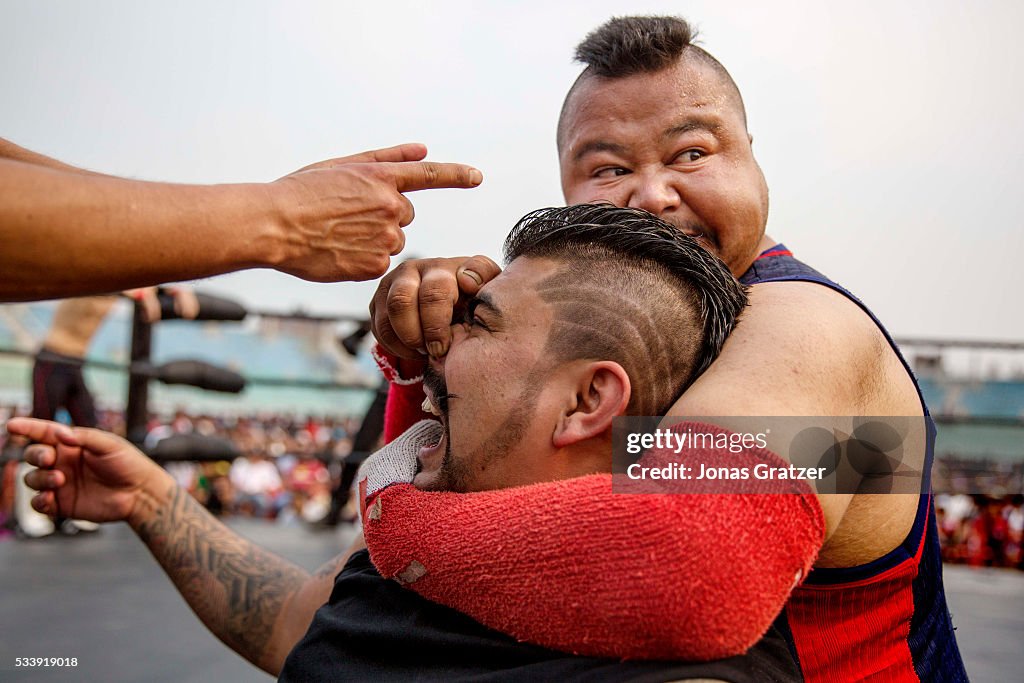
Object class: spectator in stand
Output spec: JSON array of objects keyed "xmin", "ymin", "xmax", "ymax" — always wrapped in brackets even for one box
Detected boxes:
[
  {"xmin": 285, "ymin": 451, "xmax": 331, "ymax": 523},
  {"xmin": 936, "ymin": 493, "xmax": 1024, "ymax": 568},
  {"xmin": 1008, "ymin": 495, "xmax": 1024, "ymax": 569},
  {"xmin": 229, "ymin": 448, "xmax": 285, "ymax": 518}
]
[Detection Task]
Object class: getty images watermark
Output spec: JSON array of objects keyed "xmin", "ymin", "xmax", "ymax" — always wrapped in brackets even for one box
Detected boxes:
[{"xmin": 611, "ymin": 416, "xmax": 931, "ymax": 495}]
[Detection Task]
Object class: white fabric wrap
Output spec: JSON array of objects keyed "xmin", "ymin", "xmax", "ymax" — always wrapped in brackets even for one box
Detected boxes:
[{"xmin": 358, "ymin": 419, "xmax": 443, "ymax": 498}]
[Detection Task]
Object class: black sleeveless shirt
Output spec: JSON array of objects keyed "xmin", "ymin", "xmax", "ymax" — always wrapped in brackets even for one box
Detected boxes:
[{"xmin": 279, "ymin": 549, "xmax": 801, "ymax": 682}]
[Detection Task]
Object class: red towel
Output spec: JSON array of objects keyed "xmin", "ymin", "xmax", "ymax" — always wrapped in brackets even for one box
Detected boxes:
[{"xmin": 364, "ymin": 415, "xmax": 825, "ymax": 661}]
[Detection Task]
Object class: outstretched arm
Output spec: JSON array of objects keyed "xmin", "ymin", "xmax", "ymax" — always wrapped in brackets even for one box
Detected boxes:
[
  {"xmin": 0, "ymin": 138, "xmax": 482, "ymax": 301},
  {"xmin": 127, "ymin": 473, "xmax": 351, "ymax": 674},
  {"xmin": 9, "ymin": 417, "xmax": 354, "ymax": 675}
]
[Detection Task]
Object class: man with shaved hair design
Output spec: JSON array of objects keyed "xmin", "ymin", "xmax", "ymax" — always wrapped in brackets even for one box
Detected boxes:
[
  {"xmin": 14, "ymin": 205, "xmax": 806, "ymax": 681},
  {"xmin": 365, "ymin": 15, "xmax": 967, "ymax": 683}
]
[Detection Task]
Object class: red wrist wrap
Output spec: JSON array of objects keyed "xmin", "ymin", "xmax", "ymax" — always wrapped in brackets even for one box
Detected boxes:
[{"xmin": 371, "ymin": 344, "xmax": 430, "ymax": 443}]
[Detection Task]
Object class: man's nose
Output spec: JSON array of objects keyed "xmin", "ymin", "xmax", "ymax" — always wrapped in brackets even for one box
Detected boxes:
[{"xmin": 626, "ymin": 171, "xmax": 681, "ymax": 216}]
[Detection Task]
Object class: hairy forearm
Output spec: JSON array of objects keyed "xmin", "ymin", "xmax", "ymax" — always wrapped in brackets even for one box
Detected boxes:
[
  {"xmin": 128, "ymin": 478, "xmax": 309, "ymax": 674},
  {"xmin": 0, "ymin": 159, "xmax": 280, "ymax": 301}
]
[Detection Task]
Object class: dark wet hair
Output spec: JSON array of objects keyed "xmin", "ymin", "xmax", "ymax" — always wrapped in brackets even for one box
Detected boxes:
[{"xmin": 504, "ymin": 204, "xmax": 748, "ymax": 415}]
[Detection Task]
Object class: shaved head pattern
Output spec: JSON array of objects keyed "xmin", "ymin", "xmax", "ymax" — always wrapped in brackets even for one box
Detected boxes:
[
  {"xmin": 504, "ymin": 204, "xmax": 748, "ymax": 415},
  {"xmin": 534, "ymin": 268, "xmax": 694, "ymax": 415}
]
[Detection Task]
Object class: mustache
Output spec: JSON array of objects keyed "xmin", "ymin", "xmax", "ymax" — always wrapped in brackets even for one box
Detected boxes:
[{"xmin": 422, "ymin": 364, "xmax": 450, "ymax": 414}]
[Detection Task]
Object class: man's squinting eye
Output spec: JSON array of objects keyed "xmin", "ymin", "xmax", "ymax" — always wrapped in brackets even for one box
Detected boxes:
[
  {"xmin": 675, "ymin": 149, "xmax": 706, "ymax": 164},
  {"xmin": 594, "ymin": 166, "xmax": 631, "ymax": 178}
]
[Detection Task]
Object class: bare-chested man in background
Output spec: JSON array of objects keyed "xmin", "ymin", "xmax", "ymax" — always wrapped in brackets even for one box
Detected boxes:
[{"xmin": 16, "ymin": 288, "xmax": 197, "ymax": 536}]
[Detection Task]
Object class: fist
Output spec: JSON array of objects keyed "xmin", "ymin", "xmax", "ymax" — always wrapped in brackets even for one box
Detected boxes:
[{"xmin": 370, "ymin": 255, "xmax": 501, "ymax": 359}]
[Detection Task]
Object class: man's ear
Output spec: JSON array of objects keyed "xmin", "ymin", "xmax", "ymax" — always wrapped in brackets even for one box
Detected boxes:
[{"xmin": 552, "ymin": 361, "xmax": 630, "ymax": 448}]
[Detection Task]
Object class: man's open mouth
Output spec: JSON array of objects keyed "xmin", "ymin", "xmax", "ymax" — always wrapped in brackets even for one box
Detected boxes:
[
  {"xmin": 417, "ymin": 389, "xmax": 448, "ymax": 473},
  {"xmin": 422, "ymin": 394, "xmax": 443, "ymax": 418}
]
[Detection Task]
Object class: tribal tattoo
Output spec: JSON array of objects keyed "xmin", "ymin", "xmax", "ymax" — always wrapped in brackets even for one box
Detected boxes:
[{"xmin": 133, "ymin": 483, "xmax": 308, "ymax": 670}]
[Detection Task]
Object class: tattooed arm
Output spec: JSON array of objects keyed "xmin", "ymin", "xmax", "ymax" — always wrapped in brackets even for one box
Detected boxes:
[
  {"xmin": 129, "ymin": 479, "xmax": 359, "ymax": 674},
  {"xmin": 9, "ymin": 417, "xmax": 356, "ymax": 675}
]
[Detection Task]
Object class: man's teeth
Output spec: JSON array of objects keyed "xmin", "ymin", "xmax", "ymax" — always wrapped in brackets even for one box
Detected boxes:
[{"xmin": 421, "ymin": 397, "xmax": 443, "ymax": 417}]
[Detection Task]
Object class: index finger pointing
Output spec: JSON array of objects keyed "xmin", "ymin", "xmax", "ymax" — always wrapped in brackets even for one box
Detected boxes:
[{"xmin": 389, "ymin": 161, "xmax": 483, "ymax": 192}]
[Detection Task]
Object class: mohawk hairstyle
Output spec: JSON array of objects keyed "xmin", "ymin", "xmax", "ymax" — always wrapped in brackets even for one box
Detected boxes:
[
  {"xmin": 574, "ymin": 15, "xmax": 699, "ymax": 78},
  {"xmin": 504, "ymin": 204, "xmax": 747, "ymax": 415},
  {"xmin": 557, "ymin": 16, "xmax": 748, "ymax": 150}
]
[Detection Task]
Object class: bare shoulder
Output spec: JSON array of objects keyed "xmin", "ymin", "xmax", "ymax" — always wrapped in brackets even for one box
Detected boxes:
[
  {"xmin": 671, "ymin": 281, "xmax": 924, "ymax": 563},
  {"xmin": 744, "ymin": 280, "xmax": 885, "ymax": 363},
  {"xmin": 674, "ymin": 280, "xmax": 900, "ymax": 417}
]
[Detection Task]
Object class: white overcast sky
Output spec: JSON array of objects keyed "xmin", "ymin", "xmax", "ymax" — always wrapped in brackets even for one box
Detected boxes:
[{"xmin": 2, "ymin": 0, "xmax": 1022, "ymax": 340}]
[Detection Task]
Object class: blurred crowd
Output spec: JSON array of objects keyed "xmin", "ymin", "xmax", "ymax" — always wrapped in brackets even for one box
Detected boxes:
[
  {"xmin": 144, "ymin": 408, "xmax": 368, "ymax": 525},
  {"xmin": 936, "ymin": 493, "xmax": 1024, "ymax": 569},
  {"xmin": 4, "ymin": 402, "xmax": 1024, "ymax": 573},
  {"xmin": 0, "ymin": 403, "xmax": 373, "ymax": 535}
]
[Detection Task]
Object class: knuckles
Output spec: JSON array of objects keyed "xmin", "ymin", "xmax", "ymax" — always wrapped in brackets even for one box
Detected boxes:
[
  {"xmin": 386, "ymin": 287, "xmax": 419, "ymax": 316},
  {"xmin": 375, "ymin": 326, "xmax": 410, "ymax": 357},
  {"xmin": 361, "ymin": 254, "xmax": 392, "ymax": 280},
  {"xmin": 384, "ymin": 261, "xmax": 423, "ymax": 284},
  {"xmin": 420, "ymin": 163, "xmax": 440, "ymax": 186},
  {"xmin": 380, "ymin": 228, "xmax": 405, "ymax": 255},
  {"xmin": 418, "ymin": 286, "xmax": 453, "ymax": 306},
  {"xmin": 372, "ymin": 253, "xmax": 392, "ymax": 273},
  {"xmin": 380, "ymin": 193, "xmax": 405, "ymax": 220}
]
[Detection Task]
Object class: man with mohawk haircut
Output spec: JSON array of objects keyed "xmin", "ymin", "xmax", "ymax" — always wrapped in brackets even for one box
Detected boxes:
[{"xmin": 366, "ymin": 14, "xmax": 967, "ymax": 683}]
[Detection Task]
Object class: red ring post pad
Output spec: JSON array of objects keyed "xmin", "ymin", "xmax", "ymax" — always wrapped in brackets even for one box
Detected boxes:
[{"xmin": 364, "ymin": 421, "xmax": 826, "ymax": 661}]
